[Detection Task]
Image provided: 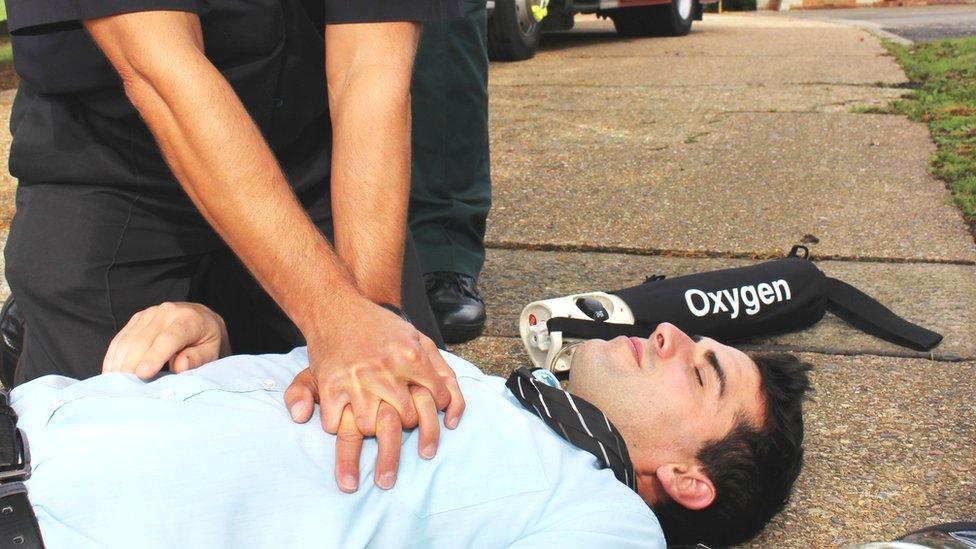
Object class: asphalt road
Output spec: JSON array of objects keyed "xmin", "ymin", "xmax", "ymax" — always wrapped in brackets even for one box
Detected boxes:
[{"xmin": 783, "ymin": 4, "xmax": 976, "ymax": 42}]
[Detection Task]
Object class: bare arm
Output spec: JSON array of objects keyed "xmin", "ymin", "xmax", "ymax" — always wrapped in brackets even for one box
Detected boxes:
[
  {"xmin": 326, "ymin": 23, "xmax": 417, "ymax": 305},
  {"xmin": 285, "ymin": 22, "xmax": 465, "ymax": 491},
  {"xmin": 84, "ymin": 11, "xmax": 362, "ymax": 334}
]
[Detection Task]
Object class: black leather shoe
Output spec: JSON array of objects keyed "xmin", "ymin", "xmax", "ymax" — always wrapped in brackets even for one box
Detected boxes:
[
  {"xmin": 0, "ymin": 296, "xmax": 25, "ymax": 387},
  {"xmin": 424, "ymin": 272, "xmax": 486, "ymax": 344}
]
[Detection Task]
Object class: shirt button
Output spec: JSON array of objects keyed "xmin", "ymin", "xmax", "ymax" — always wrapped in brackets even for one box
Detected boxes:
[
  {"xmin": 159, "ymin": 389, "xmax": 176, "ymax": 400},
  {"xmin": 262, "ymin": 379, "xmax": 277, "ymax": 390}
]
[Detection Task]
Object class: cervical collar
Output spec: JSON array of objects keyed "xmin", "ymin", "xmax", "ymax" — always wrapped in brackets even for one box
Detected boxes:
[{"xmin": 519, "ymin": 292, "xmax": 635, "ymax": 373}]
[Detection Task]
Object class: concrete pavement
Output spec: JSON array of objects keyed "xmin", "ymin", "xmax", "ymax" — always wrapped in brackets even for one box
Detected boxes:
[
  {"xmin": 0, "ymin": 10, "xmax": 973, "ymax": 548},
  {"xmin": 472, "ymin": 12, "xmax": 975, "ymax": 547},
  {"xmin": 488, "ymin": 15, "xmax": 974, "ymax": 262}
]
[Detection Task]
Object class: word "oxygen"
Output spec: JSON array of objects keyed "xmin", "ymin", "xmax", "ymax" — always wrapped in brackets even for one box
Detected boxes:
[{"xmin": 684, "ymin": 280, "xmax": 792, "ymax": 319}]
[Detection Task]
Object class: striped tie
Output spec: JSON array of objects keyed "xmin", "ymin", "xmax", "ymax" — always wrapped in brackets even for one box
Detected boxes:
[{"xmin": 506, "ymin": 367, "xmax": 638, "ymax": 492}]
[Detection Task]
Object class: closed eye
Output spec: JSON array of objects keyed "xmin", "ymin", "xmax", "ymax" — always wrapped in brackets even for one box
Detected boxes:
[{"xmin": 694, "ymin": 367, "xmax": 704, "ymax": 387}]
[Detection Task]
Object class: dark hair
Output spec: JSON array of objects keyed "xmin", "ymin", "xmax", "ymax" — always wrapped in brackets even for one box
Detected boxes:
[{"xmin": 653, "ymin": 353, "xmax": 813, "ymax": 547}]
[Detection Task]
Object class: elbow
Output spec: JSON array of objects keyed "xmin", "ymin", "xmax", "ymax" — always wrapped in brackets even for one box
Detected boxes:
[
  {"xmin": 82, "ymin": 11, "xmax": 207, "ymax": 112},
  {"xmin": 115, "ymin": 61, "xmax": 144, "ymax": 95},
  {"xmin": 118, "ymin": 65, "xmax": 160, "ymax": 116}
]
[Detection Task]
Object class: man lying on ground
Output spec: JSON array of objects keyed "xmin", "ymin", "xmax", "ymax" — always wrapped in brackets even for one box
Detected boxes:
[{"xmin": 10, "ymin": 303, "xmax": 812, "ymax": 548}]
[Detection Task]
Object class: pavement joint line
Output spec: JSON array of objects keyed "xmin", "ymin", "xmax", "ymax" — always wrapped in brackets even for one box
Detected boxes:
[
  {"xmin": 471, "ymin": 336, "xmax": 972, "ymax": 363},
  {"xmin": 491, "ymin": 82, "xmax": 904, "ymax": 90},
  {"xmin": 495, "ymin": 106, "xmax": 882, "ymax": 115},
  {"xmin": 499, "ymin": 105, "xmax": 905, "ymax": 117},
  {"xmin": 797, "ymin": 81, "xmax": 913, "ymax": 89},
  {"xmin": 715, "ymin": 107, "xmax": 864, "ymax": 114},
  {"xmin": 545, "ymin": 53, "xmax": 887, "ymax": 59},
  {"xmin": 485, "ymin": 240, "xmax": 976, "ymax": 266},
  {"xmin": 733, "ymin": 344, "xmax": 969, "ymax": 362}
]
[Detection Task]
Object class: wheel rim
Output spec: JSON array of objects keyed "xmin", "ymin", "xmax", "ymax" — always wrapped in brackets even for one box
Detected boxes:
[
  {"xmin": 676, "ymin": 0, "xmax": 693, "ymax": 20},
  {"xmin": 514, "ymin": 0, "xmax": 541, "ymax": 39}
]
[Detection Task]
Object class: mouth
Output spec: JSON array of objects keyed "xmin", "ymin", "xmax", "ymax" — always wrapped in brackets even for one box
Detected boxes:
[{"xmin": 626, "ymin": 337, "xmax": 643, "ymax": 367}]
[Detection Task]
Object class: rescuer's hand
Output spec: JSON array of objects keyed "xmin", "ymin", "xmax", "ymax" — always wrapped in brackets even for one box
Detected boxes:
[
  {"xmin": 288, "ymin": 370, "xmax": 445, "ymax": 492},
  {"xmin": 283, "ymin": 300, "xmax": 464, "ymax": 492}
]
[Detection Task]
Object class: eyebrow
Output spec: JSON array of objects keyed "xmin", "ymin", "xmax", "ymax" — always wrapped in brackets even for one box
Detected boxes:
[{"xmin": 705, "ymin": 350, "xmax": 727, "ymax": 397}]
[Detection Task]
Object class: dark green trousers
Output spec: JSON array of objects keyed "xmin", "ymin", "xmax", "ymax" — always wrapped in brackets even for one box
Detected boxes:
[{"xmin": 409, "ymin": 0, "xmax": 492, "ymax": 280}]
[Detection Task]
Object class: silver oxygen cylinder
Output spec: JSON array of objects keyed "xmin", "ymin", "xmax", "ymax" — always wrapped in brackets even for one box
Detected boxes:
[{"xmin": 519, "ymin": 291, "xmax": 635, "ymax": 373}]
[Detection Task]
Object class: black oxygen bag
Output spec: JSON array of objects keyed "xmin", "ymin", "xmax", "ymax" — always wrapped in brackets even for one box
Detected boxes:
[{"xmin": 521, "ymin": 246, "xmax": 942, "ymax": 372}]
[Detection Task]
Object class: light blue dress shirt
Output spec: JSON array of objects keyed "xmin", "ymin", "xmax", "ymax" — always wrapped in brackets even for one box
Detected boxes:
[{"xmin": 12, "ymin": 348, "xmax": 665, "ymax": 548}]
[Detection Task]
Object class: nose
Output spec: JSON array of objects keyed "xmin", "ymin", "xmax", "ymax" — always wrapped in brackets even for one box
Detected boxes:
[{"xmin": 652, "ymin": 322, "xmax": 695, "ymax": 359}]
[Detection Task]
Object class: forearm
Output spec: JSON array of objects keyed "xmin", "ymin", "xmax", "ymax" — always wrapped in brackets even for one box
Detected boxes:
[
  {"xmin": 85, "ymin": 12, "xmax": 362, "ymax": 333},
  {"xmin": 327, "ymin": 22, "xmax": 419, "ymax": 306}
]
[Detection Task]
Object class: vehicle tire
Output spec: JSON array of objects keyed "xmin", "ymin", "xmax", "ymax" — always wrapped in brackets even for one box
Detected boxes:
[
  {"xmin": 488, "ymin": 0, "xmax": 542, "ymax": 61},
  {"xmin": 609, "ymin": 0, "xmax": 695, "ymax": 38}
]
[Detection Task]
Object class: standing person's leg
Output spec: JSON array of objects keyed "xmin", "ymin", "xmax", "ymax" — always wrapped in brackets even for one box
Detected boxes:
[
  {"xmin": 409, "ymin": 0, "xmax": 492, "ymax": 344},
  {"xmin": 401, "ymin": 236, "xmax": 445, "ymax": 348},
  {"xmin": 4, "ymin": 183, "xmax": 220, "ymax": 384}
]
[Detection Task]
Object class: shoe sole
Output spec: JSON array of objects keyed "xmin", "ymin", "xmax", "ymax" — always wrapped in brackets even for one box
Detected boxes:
[{"xmin": 440, "ymin": 322, "xmax": 486, "ymax": 345}]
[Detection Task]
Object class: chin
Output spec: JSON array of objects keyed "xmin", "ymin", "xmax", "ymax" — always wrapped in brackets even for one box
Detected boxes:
[{"xmin": 567, "ymin": 339, "xmax": 614, "ymax": 399}]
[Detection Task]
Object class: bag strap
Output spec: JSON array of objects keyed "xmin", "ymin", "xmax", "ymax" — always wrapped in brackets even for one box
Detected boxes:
[
  {"xmin": 825, "ymin": 277, "xmax": 942, "ymax": 352},
  {"xmin": 799, "ymin": 245, "xmax": 942, "ymax": 351},
  {"xmin": 545, "ymin": 317, "xmax": 654, "ymax": 340}
]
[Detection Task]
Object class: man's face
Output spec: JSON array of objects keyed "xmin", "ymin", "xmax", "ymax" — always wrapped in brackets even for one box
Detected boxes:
[{"xmin": 567, "ymin": 323, "xmax": 764, "ymax": 470}]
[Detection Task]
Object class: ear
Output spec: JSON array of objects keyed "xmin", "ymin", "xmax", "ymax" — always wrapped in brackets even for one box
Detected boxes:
[{"xmin": 655, "ymin": 463, "xmax": 716, "ymax": 511}]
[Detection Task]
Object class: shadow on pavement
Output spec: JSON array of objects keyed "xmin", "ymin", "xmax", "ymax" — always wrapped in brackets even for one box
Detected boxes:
[
  {"xmin": 537, "ymin": 27, "xmax": 711, "ymax": 54},
  {"xmin": 538, "ymin": 29, "xmax": 633, "ymax": 53}
]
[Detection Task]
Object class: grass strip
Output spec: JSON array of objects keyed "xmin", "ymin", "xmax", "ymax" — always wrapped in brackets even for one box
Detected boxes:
[
  {"xmin": 0, "ymin": 22, "xmax": 9, "ymax": 67},
  {"xmin": 883, "ymin": 37, "xmax": 976, "ymax": 224}
]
